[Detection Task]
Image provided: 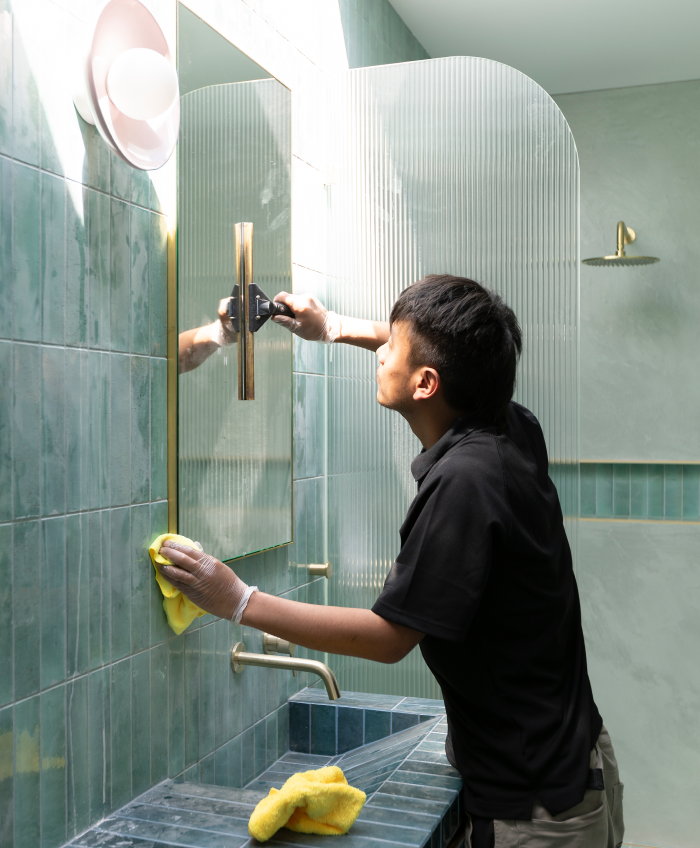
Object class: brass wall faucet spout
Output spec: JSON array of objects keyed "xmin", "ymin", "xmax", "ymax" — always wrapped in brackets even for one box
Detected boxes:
[{"xmin": 231, "ymin": 641, "xmax": 341, "ymax": 700}]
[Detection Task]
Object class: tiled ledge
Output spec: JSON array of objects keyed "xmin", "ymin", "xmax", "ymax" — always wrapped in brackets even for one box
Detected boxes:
[
  {"xmin": 288, "ymin": 688, "xmax": 446, "ymax": 756},
  {"xmin": 67, "ymin": 689, "xmax": 464, "ymax": 848}
]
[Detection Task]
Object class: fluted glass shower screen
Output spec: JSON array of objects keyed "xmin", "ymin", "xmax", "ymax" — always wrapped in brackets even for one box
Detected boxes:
[{"xmin": 325, "ymin": 58, "xmax": 579, "ymax": 698}]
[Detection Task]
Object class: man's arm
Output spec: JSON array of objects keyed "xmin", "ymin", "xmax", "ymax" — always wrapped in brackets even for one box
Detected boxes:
[
  {"xmin": 242, "ymin": 591, "xmax": 423, "ymax": 663},
  {"xmin": 273, "ymin": 292, "xmax": 389, "ymax": 352},
  {"xmin": 155, "ymin": 541, "xmax": 423, "ymax": 663},
  {"xmin": 179, "ymin": 298, "xmax": 237, "ymax": 373}
]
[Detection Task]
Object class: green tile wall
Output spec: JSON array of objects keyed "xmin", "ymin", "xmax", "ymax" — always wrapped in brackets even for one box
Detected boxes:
[
  {"xmin": 580, "ymin": 463, "xmax": 700, "ymax": 521},
  {"xmin": 338, "ymin": 0, "xmax": 429, "ymax": 69},
  {"xmin": 0, "ymin": 1, "xmax": 430, "ymax": 845}
]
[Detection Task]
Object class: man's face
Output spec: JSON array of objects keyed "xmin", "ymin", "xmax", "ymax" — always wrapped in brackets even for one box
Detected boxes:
[{"xmin": 375, "ymin": 321, "xmax": 419, "ymax": 413}]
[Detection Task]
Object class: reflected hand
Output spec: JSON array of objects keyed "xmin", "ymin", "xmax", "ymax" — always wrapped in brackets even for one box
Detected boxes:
[
  {"xmin": 157, "ymin": 541, "xmax": 252, "ymax": 621},
  {"xmin": 212, "ymin": 297, "xmax": 237, "ymax": 346},
  {"xmin": 272, "ymin": 292, "xmax": 341, "ymax": 343}
]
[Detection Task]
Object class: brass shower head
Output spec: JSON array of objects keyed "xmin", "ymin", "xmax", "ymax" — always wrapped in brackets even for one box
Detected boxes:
[{"xmin": 583, "ymin": 221, "xmax": 660, "ymax": 267}]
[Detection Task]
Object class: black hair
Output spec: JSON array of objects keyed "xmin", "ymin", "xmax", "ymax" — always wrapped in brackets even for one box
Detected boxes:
[{"xmin": 390, "ymin": 275, "xmax": 522, "ymax": 426}]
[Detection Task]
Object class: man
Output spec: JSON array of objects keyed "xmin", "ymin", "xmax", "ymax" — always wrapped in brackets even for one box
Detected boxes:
[{"xmin": 157, "ymin": 275, "xmax": 624, "ymax": 848}]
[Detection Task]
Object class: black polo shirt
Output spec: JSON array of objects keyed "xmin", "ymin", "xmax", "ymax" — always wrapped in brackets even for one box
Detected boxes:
[{"xmin": 372, "ymin": 402, "xmax": 602, "ymax": 821}]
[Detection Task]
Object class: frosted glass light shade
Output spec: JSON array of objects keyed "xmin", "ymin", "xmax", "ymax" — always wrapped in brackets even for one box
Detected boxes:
[{"xmin": 107, "ymin": 47, "xmax": 178, "ymax": 120}]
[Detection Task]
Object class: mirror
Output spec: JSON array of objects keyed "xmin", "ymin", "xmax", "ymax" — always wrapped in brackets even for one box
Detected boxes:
[{"xmin": 174, "ymin": 5, "xmax": 292, "ymax": 561}]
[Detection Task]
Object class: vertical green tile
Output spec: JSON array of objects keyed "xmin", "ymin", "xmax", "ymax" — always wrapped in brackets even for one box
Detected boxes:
[
  {"xmin": 130, "ymin": 355, "xmax": 150, "ymax": 504},
  {"xmin": 12, "ymin": 13, "xmax": 39, "ymax": 166},
  {"xmin": 131, "ymin": 168, "xmax": 149, "ymax": 208},
  {"xmin": 65, "ymin": 349, "xmax": 89, "ymax": 512},
  {"xmin": 88, "ymin": 188, "xmax": 110, "ymax": 349},
  {"xmin": 241, "ymin": 727, "xmax": 254, "ymax": 786},
  {"xmin": 150, "ymin": 213, "xmax": 167, "ymax": 357},
  {"xmin": 88, "ymin": 668, "xmax": 111, "ymax": 823},
  {"xmin": 41, "ymin": 517, "xmax": 66, "ymax": 689},
  {"xmin": 13, "ymin": 695, "xmax": 40, "ymax": 848},
  {"xmin": 88, "ymin": 351, "xmax": 109, "ymax": 509},
  {"xmin": 595, "ymin": 463, "xmax": 613, "ymax": 518},
  {"xmin": 214, "ymin": 742, "xmax": 228, "ymax": 786},
  {"xmin": 612, "ymin": 464, "xmax": 630, "ymax": 518},
  {"xmin": 214, "ymin": 619, "xmax": 229, "ymax": 749},
  {"xmin": 109, "ymin": 353, "xmax": 130, "ymax": 505},
  {"xmin": 183, "ymin": 763, "xmax": 199, "ymax": 782},
  {"xmin": 0, "ymin": 705, "xmax": 13, "ymax": 846},
  {"xmin": 266, "ymin": 711, "xmax": 278, "ymax": 769},
  {"xmin": 150, "ymin": 643, "xmax": 168, "ymax": 785},
  {"xmin": 130, "ymin": 504, "xmax": 150, "ymax": 653},
  {"xmin": 630, "ymin": 464, "xmax": 648, "ymax": 518},
  {"xmin": 131, "ymin": 649, "xmax": 150, "ymax": 796},
  {"xmin": 277, "ymin": 703, "xmax": 289, "ymax": 758},
  {"xmin": 88, "ymin": 509, "xmax": 110, "ymax": 669},
  {"xmin": 130, "ymin": 206, "xmax": 150, "ymax": 355},
  {"xmin": 66, "ymin": 676, "xmax": 89, "ymax": 839},
  {"xmin": 110, "ymin": 506, "xmax": 131, "ymax": 661},
  {"xmin": 0, "ymin": 342, "xmax": 12, "ymax": 521},
  {"xmin": 0, "ymin": 0, "xmax": 11, "ymax": 155},
  {"xmin": 41, "ymin": 685, "xmax": 66, "ymax": 848},
  {"xmin": 226, "ymin": 627, "xmax": 242, "ymax": 744},
  {"xmin": 227, "ymin": 734, "xmax": 242, "ymax": 788},
  {"xmin": 42, "ymin": 345, "xmax": 66, "ymax": 515},
  {"xmin": 13, "ymin": 520, "xmax": 40, "ymax": 699},
  {"xmin": 664, "ymin": 465, "xmax": 682, "ymax": 519},
  {"xmin": 293, "ymin": 373, "xmax": 306, "ymax": 480},
  {"xmin": 12, "ymin": 342, "xmax": 41, "ymax": 517},
  {"xmin": 0, "ymin": 526, "xmax": 12, "ymax": 706},
  {"xmin": 580, "ymin": 464, "xmax": 597, "ymax": 517},
  {"xmin": 80, "ymin": 122, "xmax": 110, "ymax": 194},
  {"xmin": 184, "ymin": 629, "xmax": 200, "ymax": 768},
  {"xmin": 150, "ymin": 500, "xmax": 169, "ymax": 645},
  {"xmin": 110, "ymin": 198, "xmax": 130, "ymax": 353},
  {"xmin": 40, "ymin": 172, "xmax": 65, "ymax": 345},
  {"xmin": 648, "ymin": 464, "xmax": 665, "ymax": 519},
  {"xmin": 150, "ymin": 358, "xmax": 167, "ymax": 503},
  {"xmin": 110, "ymin": 151, "xmax": 131, "ymax": 201},
  {"xmin": 66, "ymin": 513, "xmax": 89, "ymax": 677},
  {"xmin": 200, "ymin": 752, "xmax": 215, "ymax": 784},
  {"xmin": 12, "ymin": 164, "xmax": 40, "ymax": 340},
  {"xmin": 293, "ymin": 479, "xmax": 308, "ymax": 568},
  {"xmin": 168, "ymin": 635, "xmax": 185, "ymax": 777},
  {"xmin": 110, "ymin": 658, "xmax": 132, "ymax": 809},
  {"xmin": 200, "ymin": 623, "xmax": 216, "ymax": 759},
  {"xmin": 0, "ymin": 159, "xmax": 11, "ymax": 338},
  {"xmin": 254, "ymin": 720, "xmax": 267, "ymax": 779},
  {"xmin": 682, "ymin": 465, "xmax": 700, "ymax": 520},
  {"xmin": 65, "ymin": 187, "xmax": 88, "ymax": 347}
]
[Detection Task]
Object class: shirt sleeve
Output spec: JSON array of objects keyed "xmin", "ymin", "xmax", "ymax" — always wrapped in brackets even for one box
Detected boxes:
[{"xmin": 372, "ymin": 452, "xmax": 508, "ymax": 642}]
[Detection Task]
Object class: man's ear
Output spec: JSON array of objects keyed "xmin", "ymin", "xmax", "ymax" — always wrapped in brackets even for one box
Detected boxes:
[{"xmin": 413, "ymin": 366, "xmax": 441, "ymax": 401}]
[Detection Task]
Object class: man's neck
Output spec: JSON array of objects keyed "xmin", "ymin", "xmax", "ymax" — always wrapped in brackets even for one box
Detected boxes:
[{"xmin": 407, "ymin": 406, "xmax": 466, "ymax": 450}]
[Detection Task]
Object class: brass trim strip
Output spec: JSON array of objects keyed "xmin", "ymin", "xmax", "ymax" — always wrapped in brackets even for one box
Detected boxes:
[{"xmin": 167, "ymin": 221, "xmax": 178, "ymax": 532}]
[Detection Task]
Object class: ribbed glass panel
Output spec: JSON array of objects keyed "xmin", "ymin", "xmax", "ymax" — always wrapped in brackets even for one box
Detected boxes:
[
  {"xmin": 178, "ymin": 80, "xmax": 292, "ymax": 561},
  {"xmin": 325, "ymin": 59, "xmax": 579, "ymax": 698}
]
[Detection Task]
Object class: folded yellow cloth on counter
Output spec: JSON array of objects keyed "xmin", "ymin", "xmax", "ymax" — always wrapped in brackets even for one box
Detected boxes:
[
  {"xmin": 249, "ymin": 766, "xmax": 366, "ymax": 841},
  {"xmin": 149, "ymin": 533, "xmax": 207, "ymax": 635}
]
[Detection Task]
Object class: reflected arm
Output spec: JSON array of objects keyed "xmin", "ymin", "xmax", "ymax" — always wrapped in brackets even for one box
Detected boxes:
[{"xmin": 178, "ymin": 298, "xmax": 237, "ymax": 374}]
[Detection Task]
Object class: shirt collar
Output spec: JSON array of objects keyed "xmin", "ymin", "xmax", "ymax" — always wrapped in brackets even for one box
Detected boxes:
[{"xmin": 410, "ymin": 414, "xmax": 485, "ymax": 483}]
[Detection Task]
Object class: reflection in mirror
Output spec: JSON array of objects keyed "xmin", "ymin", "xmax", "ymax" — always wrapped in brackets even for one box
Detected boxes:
[{"xmin": 176, "ymin": 4, "xmax": 292, "ymax": 561}]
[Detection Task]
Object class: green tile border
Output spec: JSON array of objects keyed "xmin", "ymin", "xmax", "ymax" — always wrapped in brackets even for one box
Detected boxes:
[{"xmin": 580, "ymin": 462, "xmax": 700, "ymax": 522}]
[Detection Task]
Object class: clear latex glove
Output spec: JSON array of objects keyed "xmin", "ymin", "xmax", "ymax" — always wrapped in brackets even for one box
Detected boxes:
[
  {"xmin": 157, "ymin": 541, "xmax": 257, "ymax": 623},
  {"xmin": 272, "ymin": 292, "xmax": 341, "ymax": 343},
  {"xmin": 210, "ymin": 297, "xmax": 238, "ymax": 346}
]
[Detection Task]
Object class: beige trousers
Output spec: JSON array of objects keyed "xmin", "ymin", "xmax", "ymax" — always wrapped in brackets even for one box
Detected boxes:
[{"xmin": 468, "ymin": 726, "xmax": 625, "ymax": 848}]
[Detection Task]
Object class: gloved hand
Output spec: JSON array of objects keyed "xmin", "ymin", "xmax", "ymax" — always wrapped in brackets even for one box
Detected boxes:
[
  {"xmin": 272, "ymin": 292, "xmax": 341, "ymax": 343},
  {"xmin": 210, "ymin": 297, "xmax": 238, "ymax": 346},
  {"xmin": 157, "ymin": 541, "xmax": 257, "ymax": 623}
]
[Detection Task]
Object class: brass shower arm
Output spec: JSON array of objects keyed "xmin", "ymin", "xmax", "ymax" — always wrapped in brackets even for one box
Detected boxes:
[{"xmin": 616, "ymin": 220, "xmax": 636, "ymax": 257}]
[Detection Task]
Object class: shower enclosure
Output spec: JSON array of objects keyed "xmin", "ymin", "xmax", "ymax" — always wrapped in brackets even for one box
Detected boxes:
[{"xmin": 325, "ymin": 58, "xmax": 580, "ymax": 698}]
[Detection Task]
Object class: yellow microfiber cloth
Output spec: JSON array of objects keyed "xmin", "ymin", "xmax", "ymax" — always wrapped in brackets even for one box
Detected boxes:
[
  {"xmin": 248, "ymin": 766, "xmax": 366, "ymax": 841},
  {"xmin": 149, "ymin": 533, "xmax": 207, "ymax": 635}
]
